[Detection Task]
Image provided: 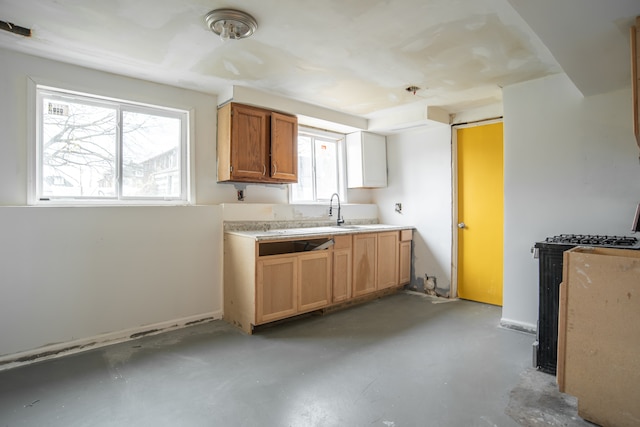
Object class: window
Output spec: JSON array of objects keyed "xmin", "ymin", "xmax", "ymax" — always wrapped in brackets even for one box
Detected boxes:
[
  {"xmin": 290, "ymin": 127, "xmax": 346, "ymax": 203},
  {"xmin": 34, "ymin": 86, "xmax": 189, "ymax": 204}
]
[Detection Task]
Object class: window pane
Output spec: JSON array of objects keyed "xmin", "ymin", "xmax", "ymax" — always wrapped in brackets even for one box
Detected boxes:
[
  {"xmin": 292, "ymin": 135, "xmax": 314, "ymax": 201},
  {"xmin": 122, "ymin": 111, "xmax": 181, "ymax": 198},
  {"xmin": 42, "ymin": 98, "xmax": 117, "ymax": 198},
  {"xmin": 314, "ymin": 139, "xmax": 338, "ymax": 200}
]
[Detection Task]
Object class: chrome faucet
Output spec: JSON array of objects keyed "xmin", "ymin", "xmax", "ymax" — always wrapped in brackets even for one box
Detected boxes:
[{"xmin": 329, "ymin": 193, "xmax": 345, "ymax": 226}]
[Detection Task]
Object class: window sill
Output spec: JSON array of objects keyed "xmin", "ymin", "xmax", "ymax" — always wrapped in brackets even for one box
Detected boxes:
[{"xmin": 30, "ymin": 199, "xmax": 193, "ymax": 207}]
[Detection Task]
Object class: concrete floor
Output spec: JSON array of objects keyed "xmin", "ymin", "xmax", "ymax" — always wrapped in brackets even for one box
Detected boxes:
[{"xmin": 0, "ymin": 292, "xmax": 589, "ymax": 427}]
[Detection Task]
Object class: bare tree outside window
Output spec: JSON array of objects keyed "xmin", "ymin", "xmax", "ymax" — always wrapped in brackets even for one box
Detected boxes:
[
  {"xmin": 38, "ymin": 89, "xmax": 187, "ymax": 202},
  {"xmin": 42, "ymin": 100, "xmax": 117, "ymax": 197},
  {"xmin": 122, "ymin": 111, "xmax": 181, "ymax": 198}
]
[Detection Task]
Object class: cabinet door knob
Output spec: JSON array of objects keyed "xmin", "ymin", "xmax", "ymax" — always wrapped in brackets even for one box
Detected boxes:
[
  {"xmin": 458, "ymin": 222, "xmax": 466, "ymax": 229},
  {"xmin": 262, "ymin": 164, "xmax": 266, "ymax": 176},
  {"xmin": 272, "ymin": 162, "xmax": 277, "ymax": 175}
]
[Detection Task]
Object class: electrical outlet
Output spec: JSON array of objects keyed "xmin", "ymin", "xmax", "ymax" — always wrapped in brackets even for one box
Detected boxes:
[
  {"xmin": 237, "ymin": 190, "xmax": 244, "ymax": 201},
  {"xmin": 395, "ymin": 203, "xmax": 402, "ymax": 213}
]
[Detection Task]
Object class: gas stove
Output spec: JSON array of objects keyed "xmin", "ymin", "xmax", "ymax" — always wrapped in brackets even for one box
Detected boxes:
[
  {"xmin": 541, "ymin": 234, "xmax": 640, "ymax": 249},
  {"xmin": 533, "ymin": 232, "xmax": 640, "ymax": 375}
]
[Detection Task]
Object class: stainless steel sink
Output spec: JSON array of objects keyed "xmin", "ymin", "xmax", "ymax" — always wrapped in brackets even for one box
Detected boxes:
[
  {"xmin": 262, "ymin": 224, "xmax": 392, "ymax": 237},
  {"xmin": 264, "ymin": 227, "xmax": 337, "ymax": 235},
  {"xmin": 333, "ymin": 224, "xmax": 390, "ymax": 230}
]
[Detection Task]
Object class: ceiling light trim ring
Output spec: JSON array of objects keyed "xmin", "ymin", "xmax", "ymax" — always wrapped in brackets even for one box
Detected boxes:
[{"xmin": 205, "ymin": 9, "xmax": 258, "ymax": 40}]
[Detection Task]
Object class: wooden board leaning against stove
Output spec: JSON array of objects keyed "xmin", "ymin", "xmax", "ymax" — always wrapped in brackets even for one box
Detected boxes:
[{"xmin": 557, "ymin": 247, "xmax": 640, "ymax": 427}]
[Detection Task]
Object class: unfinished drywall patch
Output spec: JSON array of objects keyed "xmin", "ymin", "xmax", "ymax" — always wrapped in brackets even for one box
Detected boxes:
[{"xmin": 1, "ymin": 0, "xmax": 564, "ymax": 118}]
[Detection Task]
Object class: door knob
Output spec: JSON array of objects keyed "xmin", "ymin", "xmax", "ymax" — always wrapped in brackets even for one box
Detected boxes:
[{"xmin": 458, "ymin": 222, "xmax": 466, "ymax": 229}]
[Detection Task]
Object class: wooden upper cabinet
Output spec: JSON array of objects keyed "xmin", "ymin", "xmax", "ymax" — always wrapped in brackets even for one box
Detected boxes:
[
  {"xmin": 217, "ymin": 102, "xmax": 298, "ymax": 183},
  {"xmin": 271, "ymin": 112, "xmax": 298, "ymax": 182},
  {"xmin": 230, "ymin": 103, "xmax": 269, "ymax": 181}
]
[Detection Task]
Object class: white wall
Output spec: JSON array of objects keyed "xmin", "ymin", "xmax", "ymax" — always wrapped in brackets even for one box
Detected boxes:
[
  {"xmin": 0, "ymin": 206, "xmax": 222, "ymax": 358},
  {"xmin": 374, "ymin": 72, "xmax": 640, "ymax": 333},
  {"xmin": 502, "ymin": 73, "xmax": 640, "ymax": 330},
  {"xmin": 0, "ymin": 47, "xmax": 375, "ymax": 363},
  {"xmin": 373, "ymin": 126, "xmax": 453, "ymax": 293},
  {"xmin": 0, "ymin": 48, "xmax": 221, "ymax": 206},
  {"xmin": 0, "ymin": 48, "xmax": 226, "ymax": 362}
]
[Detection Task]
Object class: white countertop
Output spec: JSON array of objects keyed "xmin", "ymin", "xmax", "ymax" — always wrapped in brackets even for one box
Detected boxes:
[{"xmin": 226, "ymin": 224, "xmax": 414, "ymax": 241}]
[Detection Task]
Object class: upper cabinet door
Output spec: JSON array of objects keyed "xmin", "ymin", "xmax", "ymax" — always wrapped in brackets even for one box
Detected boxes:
[
  {"xmin": 346, "ymin": 131, "xmax": 387, "ymax": 188},
  {"xmin": 231, "ymin": 104, "xmax": 270, "ymax": 180},
  {"xmin": 270, "ymin": 112, "xmax": 298, "ymax": 182}
]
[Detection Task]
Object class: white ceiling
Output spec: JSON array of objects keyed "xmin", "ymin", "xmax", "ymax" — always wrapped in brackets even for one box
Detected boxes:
[{"xmin": 0, "ymin": 0, "xmax": 638, "ymax": 127}]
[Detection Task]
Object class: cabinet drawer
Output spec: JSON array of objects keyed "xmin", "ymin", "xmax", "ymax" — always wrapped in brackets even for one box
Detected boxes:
[
  {"xmin": 333, "ymin": 235, "xmax": 352, "ymax": 250},
  {"xmin": 400, "ymin": 229, "xmax": 413, "ymax": 241}
]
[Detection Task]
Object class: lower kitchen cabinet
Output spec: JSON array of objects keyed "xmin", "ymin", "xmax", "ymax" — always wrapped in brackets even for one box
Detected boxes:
[
  {"xmin": 224, "ymin": 227, "xmax": 413, "ymax": 333},
  {"xmin": 332, "ymin": 235, "xmax": 352, "ymax": 303},
  {"xmin": 256, "ymin": 242, "xmax": 331, "ymax": 324},
  {"xmin": 353, "ymin": 231, "xmax": 400, "ymax": 294},
  {"xmin": 298, "ymin": 251, "xmax": 331, "ymax": 312},
  {"xmin": 399, "ymin": 229, "xmax": 413, "ymax": 285},
  {"xmin": 256, "ymin": 256, "xmax": 297, "ymax": 324},
  {"xmin": 377, "ymin": 231, "xmax": 399, "ymax": 290},
  {"xmin": 353, "ymin": 233, "xmax": 377, "ymax": 297}
]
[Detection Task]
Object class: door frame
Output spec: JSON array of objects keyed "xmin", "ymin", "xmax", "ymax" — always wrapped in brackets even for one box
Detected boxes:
[{"xmin": 450, "ymin": 118, "xmax": 503, "ymax": 299}]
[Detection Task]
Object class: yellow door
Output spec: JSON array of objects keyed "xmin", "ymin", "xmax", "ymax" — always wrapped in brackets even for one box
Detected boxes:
[{"xmin": 456, "ymin": 122, "xmax": 504, "ymax": 306}]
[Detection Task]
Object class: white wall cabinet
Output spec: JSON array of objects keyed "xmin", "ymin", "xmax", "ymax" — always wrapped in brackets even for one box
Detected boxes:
[{"xmin": 346, "ymin": 131, "xmax": 387, "ymax": 188}]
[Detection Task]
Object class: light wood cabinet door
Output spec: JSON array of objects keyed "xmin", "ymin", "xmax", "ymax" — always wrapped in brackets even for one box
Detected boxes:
[
  {"xmin": 399, "ymin": 241, "xmax": 411, "ymax": 285},
  {"xmin": 399, "ymin": 229, "xmax": 412, "ymax": 285},
  {"xmin": 333, "ymin": 235, "xmax": 352, "ymax": 302},
  {"xmin": 333, "ymin": 248, "xmax": 352, "ymax": 302},
  {"xmin": 256, "ymin": 256, "xmax": 297, "ymax": 324},
  {"xmin": 230, "ymin": 104, "xmax": 270, "ymax": 181},
  {"xmin": 271, "ymin": 112, "xmax": 298, "ymax": 182},
  {"xmin": 377, "ymin": 231, "xmax": 399, "ymax": 290},
  {"xmin": 298, "ymin": 251, "xmax": 331, "ymax": 312},
  {"xmin": 353, "ymin": 233, "xmax": 377, "ymax": 296}
]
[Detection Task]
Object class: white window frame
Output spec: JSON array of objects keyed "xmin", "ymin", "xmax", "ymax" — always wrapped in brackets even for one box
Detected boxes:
[
  {"xmin": 289, "ymin": 126, "xmax": 347, "ymax": 204},
  {"xmin": 30, "ymin": 84, "xmax": 191, "ymax": 206}
]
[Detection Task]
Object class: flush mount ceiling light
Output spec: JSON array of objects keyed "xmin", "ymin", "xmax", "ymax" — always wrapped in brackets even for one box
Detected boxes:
[
  {"xmin": 205, "ymin": 8, "xmax": 257, "ymax": 41},
  {"xmin": 406, "ymin": 85, "xmax": 421, "ymax": 95}
]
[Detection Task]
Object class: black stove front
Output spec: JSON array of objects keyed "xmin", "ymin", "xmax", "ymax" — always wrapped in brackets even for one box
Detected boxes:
[{"xmin": 533, "ymin": 234, "xmax": 639, "ymax": 375}]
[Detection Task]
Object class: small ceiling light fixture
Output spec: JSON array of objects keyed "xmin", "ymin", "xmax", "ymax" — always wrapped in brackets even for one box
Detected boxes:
[
  {"xmin": 406, "ymin": 85, "xmax": 421, "ymax": 95},
  {"xmin": 205, "ymin": 8, "xmax": 258, "ymax": 42}
]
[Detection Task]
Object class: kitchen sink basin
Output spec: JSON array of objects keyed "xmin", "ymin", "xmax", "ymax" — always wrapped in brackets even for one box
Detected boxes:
[
  {"xmin": 264, "ymin": 227, "xmax": 337, "ymax": 235},
  {"xmin": 332, "ymin": 224, "xmax": 390, "ymax": 230},
  {"xmin": 261, "ymin": 224, "xmax": 394, "ymax": 237}
]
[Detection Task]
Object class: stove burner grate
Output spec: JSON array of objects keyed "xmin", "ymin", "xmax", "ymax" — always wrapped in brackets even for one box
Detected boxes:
[{"xmin": 544, "ymin": 234, "xmax": 638, "ymax": 247}]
